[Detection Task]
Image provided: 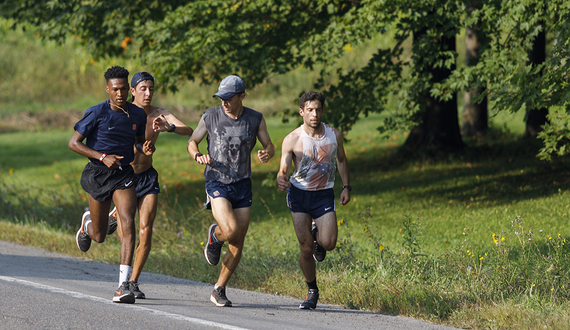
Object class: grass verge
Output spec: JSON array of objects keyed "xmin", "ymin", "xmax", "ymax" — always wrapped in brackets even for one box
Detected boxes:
[{"xmin": 2, "ymin": 113, "xmax": 570, "ymax": 329}]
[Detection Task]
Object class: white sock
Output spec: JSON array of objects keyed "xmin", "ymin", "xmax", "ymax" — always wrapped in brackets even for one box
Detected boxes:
[
  {"xmin": 83, "ymin": 219, "xmax": 92, "ymax": 236},
  {"xmin": 119, "ymin": 265, "xmax": 131, "ymax": 287}
]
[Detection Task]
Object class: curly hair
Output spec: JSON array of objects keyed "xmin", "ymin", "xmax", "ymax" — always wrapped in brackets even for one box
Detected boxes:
[
  {"xmin": 104, "ymin": 66, "xmax": 129, "ymax": 82},
  {"xmin": 299, "ymin": 91, "xmax": 325, "ymax": 109}
]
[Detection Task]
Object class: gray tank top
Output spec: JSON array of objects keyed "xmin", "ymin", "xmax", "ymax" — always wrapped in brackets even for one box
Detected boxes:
[{"xmin": 203, "ymin": 106, "xmax": 262, "ymax": 184}]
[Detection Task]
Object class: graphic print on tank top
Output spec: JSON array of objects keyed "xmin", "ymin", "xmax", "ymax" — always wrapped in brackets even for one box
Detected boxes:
[
  {"xmin": 211, "ymin": 123, "xmax": 250, "ymax": 175},
  {"xmin": 291, "ymin": 123, "xmax": 338, "ymax": 191},
  {"xmin": 203, "ymin": 107, "xmax": 262, "ymax": 184}
]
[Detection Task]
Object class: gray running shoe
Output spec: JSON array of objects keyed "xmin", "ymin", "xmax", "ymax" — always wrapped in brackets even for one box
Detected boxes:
[
  {"xmin": 299, "ymin": 289, "xmax": 319, "ymax": 310},
  {"xmin": 107, "ymin": 206, "xmax": 117, "ymax": 235},
  {"xmin": 204, "ymin": 224, "xmax": 224, "ymax": 266},
  {"xmin": 113, "ymin": 281, "xmax": 135, "ymax": 304},
  {"xmin": 312, "ymin": 222, "xmax": 326, "ymax": 262},
  {"xmin": 75, "ymin": 211, "xmax": 92, "ymax": 252},
  {"xmin": 210, "ymin": 286, "xmax": 232, "ymax": 307},
  {"xmin": 129, "ymin": 280, "xmax": 146, "ymax": 299}
]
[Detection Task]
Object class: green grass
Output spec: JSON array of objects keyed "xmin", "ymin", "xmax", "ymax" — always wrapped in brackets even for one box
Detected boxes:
[{"xmin": 2, "ymin": 111, "xmax": 570, "ymax": 329}]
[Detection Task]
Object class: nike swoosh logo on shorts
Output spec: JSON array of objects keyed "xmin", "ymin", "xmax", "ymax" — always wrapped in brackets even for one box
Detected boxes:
[
  {"xmin": 108, "ymin": 126, "xmax": 115, "ymax": 130},
  {"xmin": 325, "ymin": 207, "xmax": 332, "ymax": 211},
  {"xmin": 125, "ymin": 181, "xmax": 133, "ymax": 187}
]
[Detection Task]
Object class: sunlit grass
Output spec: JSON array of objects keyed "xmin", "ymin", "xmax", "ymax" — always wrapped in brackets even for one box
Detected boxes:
[{"xmin": 2, "ymin": 111, "xmax": 570, "ymax": 328}]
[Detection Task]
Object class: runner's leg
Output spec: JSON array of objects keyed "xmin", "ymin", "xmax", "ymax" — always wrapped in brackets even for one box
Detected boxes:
[
  {"xmin": 112, "ymin": 187, "xmax": 137, "ymax": 266},
  {"xmin": 131, "ymin": 193, "xmax": 158, "ymax": 281},
  {"xmin": 313, "ymin": 212, "xmax": 338, "ymax": 251},
  {"xmin": 86, "ymin": 195, "xmax": 112, "ymax": 243},
  {"xmin": 291, "ymin": 212, "xmax": 316, "ymax": 282},
  {"xmin": 210, "ymin": 197, "xmax": 251, "ymax": 287}
]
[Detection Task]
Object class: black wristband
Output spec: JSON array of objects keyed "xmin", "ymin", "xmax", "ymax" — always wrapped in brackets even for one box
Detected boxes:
[
  {"xmin": 343, "ymin": 185, "xmax": 352, "ymax": 192},
  {"xmin": 194, "ymin": 152, "xmax": 203, "ymax": 161},
  {"xmin": 168, "ymin": 123, "xmax": 176, "ymax": 132}
]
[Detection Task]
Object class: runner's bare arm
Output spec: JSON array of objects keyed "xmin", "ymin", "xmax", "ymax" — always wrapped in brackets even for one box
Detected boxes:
[
  {"xmin": 152, "ymin": 110, "xmax": 194, "ymax": 136},
  {"xmin": 257, "ymin": 116, "xmax": 275, "ymax": 163},
  {"xmin": 135, "ymin": 135, "xmax": 155, "ymax": 156},
  {"xmin": 276, "ymin": 134, "xmax": 295, "ymax": 192},
  {"xmin": 68, "ymin": 130, "xmax": 124, "ymax": 169},
  {"xmin": 68, "ymin": 130, "xmax": 100, "ymax": 159},
  {"xmin": 187, "ymin": 117, "xmax": 212, "ymax": 165},
  {"xmin": 334, "ymin": 129, "xmax": 350, "ymax": 205}
]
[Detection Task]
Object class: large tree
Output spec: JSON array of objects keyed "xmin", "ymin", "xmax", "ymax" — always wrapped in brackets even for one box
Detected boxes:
[{"xmin": 462, "ymin": 0, "xmax": 488, "ymax": 140}]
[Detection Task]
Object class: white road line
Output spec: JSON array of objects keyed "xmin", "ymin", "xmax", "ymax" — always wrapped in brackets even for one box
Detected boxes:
[{"xmin": 0, "ymin": 275, "xmax": 250, "ymax": 330}]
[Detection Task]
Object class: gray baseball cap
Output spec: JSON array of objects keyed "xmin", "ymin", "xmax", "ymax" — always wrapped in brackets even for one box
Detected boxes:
[{"xmin": 213, "ymin": 75, "xmax": 245, "ymax": 100}]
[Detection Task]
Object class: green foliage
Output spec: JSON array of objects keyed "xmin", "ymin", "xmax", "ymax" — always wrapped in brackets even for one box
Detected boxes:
[
  {"xmin": 537, "ymin": 106, "xmax": 570, "ymax": 160},
  {"xmin": 5, "ymin": 0, "xmax": 570, "ymax": 155}
]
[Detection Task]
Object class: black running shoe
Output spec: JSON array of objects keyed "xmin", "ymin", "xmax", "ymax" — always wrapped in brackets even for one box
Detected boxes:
[
  {"xmin": 312, "ymin": 222, "xmax": 326, "ymax": 262},
  {"xmin": 210, "ymin": 286, "xmax": 232, "ymax": 307},
  {"xmin": 107, "ymin": 206, "xmax": 117, "ymax": 235},
  {"xmin": 113, "ymin": 281, "xmax": 135, "ymax": 303},
  {"xmin": 76, "ymin": 211, "xmax": 92, "ymax": 252},
  {"xmin": 129, "ymin": 280, "xmax": 146, "ymax": 299},
  {"xmin": 299, "ymin": 289, "xmax": 319, "ymax": 310},
  {"xmin": 204, "ymin": 224, "xmax": 224, "ymax": 266}
]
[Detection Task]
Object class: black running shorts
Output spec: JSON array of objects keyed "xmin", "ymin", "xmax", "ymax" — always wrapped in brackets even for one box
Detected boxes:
[
  {"xmin": 205, "ymin": 178, "xmax": 252, "ymax": 210},
  {"xmin": 80, "ymin": 162, "xmax": 136, "ymax": 202},
  {"xmin": 134, "ymin": 167, "xmax": 160, "ymax": 198},
  {"xmin": 286, "ymin": 185, "xmax": 335, "ymax": 219}
]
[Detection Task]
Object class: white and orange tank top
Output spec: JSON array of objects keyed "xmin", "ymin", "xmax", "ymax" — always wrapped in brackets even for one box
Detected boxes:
[{"xmin": 290, "ymin": 123, "xmax": 338, "ymax": 191}]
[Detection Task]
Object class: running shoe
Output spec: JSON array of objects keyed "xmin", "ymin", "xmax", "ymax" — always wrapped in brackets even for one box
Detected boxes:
[
  {"xmin": 113, "ymin": 281, "xmax": 135, "ymax": 303},
  {"xmin": 129, "ymin": 280, "xmax": 146, "ymax": 299},
  {"xmin": 204, "ymin": 224, "xmax": 224, "ymax": 266},
  {"xmin": 312, "ymin": 222, "xmax": 326, "ymax": 262},
  {"xmin": 210, "ymin": 286, "xmax": 232, "ymax": 307},
  {"xmin": 299, "ymin": 289, "xmax": 319, "ymax": 310},
  {"xmin": 76, "ymin": 211, "xmax": 92, "ymax": 252},
  {"xmin": 107, "ymin": 206, "xmax": 118, "ymax": 235}
]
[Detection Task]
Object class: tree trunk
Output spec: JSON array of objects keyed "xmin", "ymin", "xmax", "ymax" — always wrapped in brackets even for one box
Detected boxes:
[
  {"xmin": 462, "ymin": 1, "xmax": 488, "ymax": 140},
  {"xmin": 524, "ymin": 24, "xmax": 547, "ymax": 138},
  {"xmin": 404, "ymin": 34, "xmax": 464, "ymax": 152}
]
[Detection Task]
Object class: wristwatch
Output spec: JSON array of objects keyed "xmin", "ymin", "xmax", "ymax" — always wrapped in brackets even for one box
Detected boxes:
[
  {"xmin": 343, "ymin": 185, "xmax": 352, "ymax": 192},
  {"xmin": 168, "ymin": 123, "xmax": 176, "ymax": 132},
  {"xmin": 194, "ymin": 152, "xmax": 203, "ymax": 161}
]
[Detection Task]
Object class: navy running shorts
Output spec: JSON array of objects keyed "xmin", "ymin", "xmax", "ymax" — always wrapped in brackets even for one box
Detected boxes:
[
  {"xmin": 135, "ymin": 167, "xmax": 160, "ymax": 198},
  {"xmin": 80, "ymin": 162, "xmax": 136, "ymax": 202},
  {"xmin": 286, "ymin": 185, "xmax": 335, "ymax": 219},
  {"xmin": 205, "ymin": 178, "xmax": 252, "ymax": 210}
]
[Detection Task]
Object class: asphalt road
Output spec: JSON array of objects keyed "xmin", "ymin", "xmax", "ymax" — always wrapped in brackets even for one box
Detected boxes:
[{"xmin": 0, "ymin": 240, "xmax": 459, "ymax": 330}]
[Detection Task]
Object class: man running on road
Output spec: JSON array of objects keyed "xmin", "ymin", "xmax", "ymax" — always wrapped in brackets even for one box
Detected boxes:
[
  {"xmin": 187, "ymin": 75, "xmax": 275, "ymax": 307},
  {"xmin": 111, "ymin": 71, "xmax": 194, "ymax": 299},
  {"xmin": 69, "ymin": 66, "xmax": 152, "ymax": 303},
  {"xmin": 276, "ymin": 91, "xmax": 351, "ymax": 310}
]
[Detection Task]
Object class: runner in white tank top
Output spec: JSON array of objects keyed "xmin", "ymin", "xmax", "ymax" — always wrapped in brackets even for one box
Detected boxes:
[
  {"xmin": 290, "ymin": 123, "xmax": 338, "ymax": 191},
  {"xmin": 276, "ymin": 91, "xmax": 351, "ymax": 310}
]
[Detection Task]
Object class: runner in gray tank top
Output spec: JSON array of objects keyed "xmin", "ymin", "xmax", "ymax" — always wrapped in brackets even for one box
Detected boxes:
[{"xmin": 187, "ymin": 75, "xmax": 275, "ymax": 307}]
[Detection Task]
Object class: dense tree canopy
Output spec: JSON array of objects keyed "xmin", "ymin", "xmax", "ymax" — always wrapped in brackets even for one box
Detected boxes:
[{"xmin": 2, "ymin": 0, "xmax": 570, "ymax": 156}]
